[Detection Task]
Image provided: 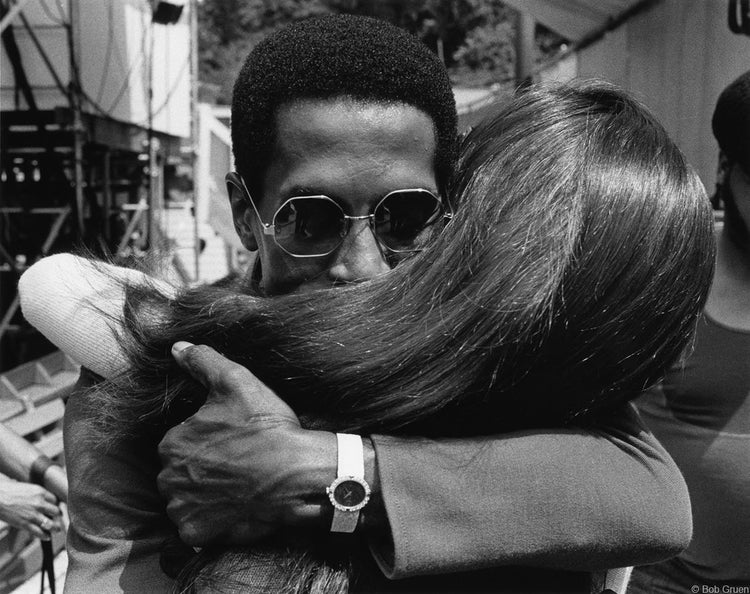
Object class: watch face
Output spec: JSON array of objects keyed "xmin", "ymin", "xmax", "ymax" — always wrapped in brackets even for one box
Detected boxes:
[
  {"xmin": 328, "ymin": 476, "xmax": 371, "ymax": 512},
  {"xmin": 334, "ymin": 479, "xmax": 367, "ymax": 507}
]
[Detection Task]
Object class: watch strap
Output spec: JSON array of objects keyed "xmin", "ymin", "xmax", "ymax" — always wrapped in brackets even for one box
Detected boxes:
[
  {"xmin": 329, "ymin": 433, "xmax": 369, "ymax": 533},
  {"xmin": 330, "ymin": 500, "xmax": 362, "ymax": 532},
  {"xmin": 337, "ymin": 433, "xmax": 364, "ymax": 479}
]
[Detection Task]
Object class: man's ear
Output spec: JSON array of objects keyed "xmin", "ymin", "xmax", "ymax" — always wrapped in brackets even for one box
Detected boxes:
[
  {"xmin": 228, "ymin": 184, "xmax": 259, "ymax": 251},
  {"xmin": 717, "ymin": 151, "xmax": 731, "ymax": 187}
]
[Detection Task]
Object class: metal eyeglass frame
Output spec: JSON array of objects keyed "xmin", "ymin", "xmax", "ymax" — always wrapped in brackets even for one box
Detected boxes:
[{"xmin": 225, "ymin": 171, "xmax": 453, "ymax": 258}]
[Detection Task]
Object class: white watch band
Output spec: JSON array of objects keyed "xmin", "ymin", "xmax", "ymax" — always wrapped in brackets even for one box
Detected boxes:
[
  {"xmin": 337, "ymin": 433, "xmax": 364, "ymax": 479},
  {"xmin": 328, "ymin": 433, "xmax": 371, "ymax": 533}
]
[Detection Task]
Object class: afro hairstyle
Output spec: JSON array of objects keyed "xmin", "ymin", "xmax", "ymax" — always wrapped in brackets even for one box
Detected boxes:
[
  {"xmin": 712, "ymin": 69, "xmax": 750, "ymax": 172},
  {"xmin": 231, "ymin": 14, "xmax": 458, "ymax": 199}
]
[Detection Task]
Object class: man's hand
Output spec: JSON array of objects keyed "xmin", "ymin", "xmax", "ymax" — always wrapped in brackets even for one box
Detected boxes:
[{"xmin": 157, "ymin": 342, "xmax": 337, "ymax": 547}]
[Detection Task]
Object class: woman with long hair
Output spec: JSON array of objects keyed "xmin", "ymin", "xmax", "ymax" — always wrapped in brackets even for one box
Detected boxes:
[{"xmin": 22, "ymin": 81, "xmax": 715, "ymax": 593}]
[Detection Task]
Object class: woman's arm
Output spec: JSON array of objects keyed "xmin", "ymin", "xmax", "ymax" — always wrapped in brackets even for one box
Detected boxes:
[
  {"xmin": 63, "ymin": 370, "xmax": 178, "ymax": 592},
  {"xmin": 369, "ymin": 403, "xmax": 691, "ymax": 577},
  {"xmin": 19, "ymin": 255, "xmax": 181, "ymax": 588},
  {"xmin": 18, "ymin": 253, "xmax": 174, "ymax": 378}
]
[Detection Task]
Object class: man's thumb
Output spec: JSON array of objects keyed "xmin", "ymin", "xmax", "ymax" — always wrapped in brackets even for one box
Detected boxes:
[
  {"xmin": 171, "ymin": 342, "xmax": 231, "ymax": 396},
  {"xmin": 170, "ymin": 341, "xmax": 299, "ymax": 421},
  {"xmin": 172, "ymin": 341, "xmax": 194, "ymax": 355}
]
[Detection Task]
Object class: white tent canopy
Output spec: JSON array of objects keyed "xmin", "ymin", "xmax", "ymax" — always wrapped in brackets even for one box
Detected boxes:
[
  {"xmin": 500, "ymin": 0, "xmax": 750, "ymax": 200},
  {"xmin": 501, "ymin": 0, "xmax": 649, "ymax": 42}
]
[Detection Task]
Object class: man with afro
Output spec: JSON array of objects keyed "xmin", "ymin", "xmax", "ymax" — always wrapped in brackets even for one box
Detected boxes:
[{"xmin": 62, "ymin": 14, "xmax": 692, "ymax": 593}]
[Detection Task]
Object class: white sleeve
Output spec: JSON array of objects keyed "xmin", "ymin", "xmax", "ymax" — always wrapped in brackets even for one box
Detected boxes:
[{"xmin": 18, "ymin": 254, "xmax": 175, "ymax": 379}]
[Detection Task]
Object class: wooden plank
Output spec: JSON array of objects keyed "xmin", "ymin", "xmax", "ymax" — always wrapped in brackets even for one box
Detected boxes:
[
  {"xmin": 0, "ymin": 377, "xmax": 32, "ymax": 412},
  {"xmin": 0, "ymin": 353, "xmax": 79, "ymax": 408},
  {"xmin": 4, "ymin": 400, "xmax": 64, "ymax": 438},
  {"xmin": 15, "ymin": 380, "xmax": 75, "ymax": 407},
  {"xmin": 38, "ymin": 352, "xmax": 78, "ymax": 375},
  {"xmin": 1, "ymin": 129, "xmax": 74, "ymax": 149},
  {"xmin": 33, "ymin": 429, "xmax": 64, "ymax": 460},
  {"xmin": 0, "ymin": 401, "xmax": 25, "ymax": 424},
  {"xmin": 0, "ymin": 377, "xmax": 21, "ymax": 401},
  {"xmin": 0, "ymin": 110, "xmax": 58, "ymax": 127},
  {"xmin": 0, "ymin": 528, "xmax": 65, "ymax": 592}
]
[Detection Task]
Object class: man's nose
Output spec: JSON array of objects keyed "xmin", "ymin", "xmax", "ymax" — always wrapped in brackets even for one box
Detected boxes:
[{"xmin": 326, "ymin": 219, "xmax": 390, "ymax": 283}]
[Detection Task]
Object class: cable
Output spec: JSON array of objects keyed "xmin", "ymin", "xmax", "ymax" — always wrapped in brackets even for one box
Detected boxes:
[
  {"xmin": 63, "ymin": 1, "xmax": 146, "ymax": 120},
  {"xmin": 52, "ymin": 0, "xmax": 66, "ymax": 21},
  {"xmin": 61, "ymin": 4, "xmax": 80, "ymax": 92},
  {"xmin": 95, "ymin": 0, "xmax": 115, "ymax": 105},
  {"xmin": 79, "ymin": 87, "xmax": 118, "ymax": 119},
  {"xmin": 46, "ymin": 0, "xmax": 186, "ymax": 134},
  {"xmin": 38, "ymin": 0, "xmax": 65, "ymax": 26},
  {"xmin": 143, "ymin": 54, "xmax": 190, "ymax": 123},
  {"xmin": 17, "ymin": 12, "xmax": 66, "ymax": 99},
  {"xmin": 104, "ymin": 11, "xmax": 149, "ymax": 114}
]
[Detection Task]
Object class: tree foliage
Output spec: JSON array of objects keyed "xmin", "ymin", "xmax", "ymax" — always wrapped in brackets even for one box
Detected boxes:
[
  {"xmin": 197, "ymin": 0, "xmax": 565, "ymax": 103},
  {"xmin": 198, "ymin": 0, "xmax": 331, "ymax": 102}
]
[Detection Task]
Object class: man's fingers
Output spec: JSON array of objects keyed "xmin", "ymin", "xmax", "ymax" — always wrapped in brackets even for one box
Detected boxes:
[{"xmin": 171, "ymin": 342, "xmax": 212, "ymax": 388}]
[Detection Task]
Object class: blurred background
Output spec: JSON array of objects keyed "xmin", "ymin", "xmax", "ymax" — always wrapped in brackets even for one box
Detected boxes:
[{"xmin": 0, "ymin": 1, "xmax": 748, "ymax": 590}]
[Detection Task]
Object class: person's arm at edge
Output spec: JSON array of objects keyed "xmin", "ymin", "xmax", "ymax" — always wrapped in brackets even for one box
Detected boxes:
[
  {"xmin": 365, "ymin": 403, "xmax": 692, "ymax": 578},
  {"xmin": 19, "ymin": 255, "xmax": 179, "ymax": 591},
  {"xmin": 63, "ymin": 369, "xmax": 177, "ymax": 593},
  {"xmin": 18, "ymin": 253, "xmax": 174, "ymax": 378}
]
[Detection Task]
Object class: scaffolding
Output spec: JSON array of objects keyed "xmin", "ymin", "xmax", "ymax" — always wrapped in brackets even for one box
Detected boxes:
[{"xmin": 0, "ymin": 0, "xmax": 197, "ymax": 372}]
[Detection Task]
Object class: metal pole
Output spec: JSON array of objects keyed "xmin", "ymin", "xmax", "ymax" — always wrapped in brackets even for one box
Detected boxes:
[
  {"xmin": 147, "ymin": 18, "xmax": 155, "ymax": 250},
  {"xmin": 189, "ymin": 0, "xmax": 200, "ymax": 280},
  {"xmin": 69, "ymin": 0, "xmax": 85, "ymax": 233},
  {"xmin": 18, "ymin": 12, "xmax": 67, "ymax": 95},
  {"xmin": 515, "ymin": 10, "xmax": 535, "ymax": 88},
  {"xmin": 103, "ymin": 149, "xmax": 112, "ymax": 243},
  {"xmin": 0, "ymin": 0, "xmax": 34, "ymax": 34}
]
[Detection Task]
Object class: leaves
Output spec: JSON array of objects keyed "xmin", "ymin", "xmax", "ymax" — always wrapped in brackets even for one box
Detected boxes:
[
  {"xmin": 197, "ymin": 0, "xmax": 566, "ymax": 102},
  {"xmin": 197, "ymin": 0, "xmax": 331, "ymax": 103}
]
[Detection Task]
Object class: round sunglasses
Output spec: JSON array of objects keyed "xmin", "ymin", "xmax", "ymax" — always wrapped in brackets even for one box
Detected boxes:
[{"xmin": 226, "ymin": 172, "xmax": 452, "ymax": 258}]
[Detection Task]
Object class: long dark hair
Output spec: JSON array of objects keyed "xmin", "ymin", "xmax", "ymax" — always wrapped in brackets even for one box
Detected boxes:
[
  {"xmin": 86, "ymin": 81, "xmax": 715, "ymax": 592},
  {"xmin": 90, "ymin": 81, "xmax": 714, "ymax": 441}
]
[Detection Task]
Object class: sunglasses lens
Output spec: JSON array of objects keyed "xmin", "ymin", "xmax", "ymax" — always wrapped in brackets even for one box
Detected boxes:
[
  {"xmin": 273, "ymin": 197, "xmax": 346, "ymax": 256},
  {"xmin": 374, "ymin": 190, "xmax": 443, "ymax": 252}
]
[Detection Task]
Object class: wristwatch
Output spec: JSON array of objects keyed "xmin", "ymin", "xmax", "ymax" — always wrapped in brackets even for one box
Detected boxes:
[{"xmin": 327, "ymin": 433, "xmax": 371, "ymax": 533}]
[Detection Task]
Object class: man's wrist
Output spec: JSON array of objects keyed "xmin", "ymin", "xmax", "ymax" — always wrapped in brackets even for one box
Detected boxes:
[
  {"xmin": 327, "ymin": 434, "xmax": 371, "ymax": 532},
  {"xmin": 289, "ymin": 429, "xmax": 386, "ymax": 534}
]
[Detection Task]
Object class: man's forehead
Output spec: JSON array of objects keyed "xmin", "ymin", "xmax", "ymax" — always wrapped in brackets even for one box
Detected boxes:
[
  {"xmin": 260, "ymin": 97, "xmax": 439, "ymax": 201},
  {"xmin": 273, "ymin": 97, "xmax": 437, "ymax": 145}
]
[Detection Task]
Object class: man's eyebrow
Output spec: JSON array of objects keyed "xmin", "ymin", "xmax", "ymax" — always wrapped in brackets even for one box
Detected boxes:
[{"xmin": 285, "ymin": 185, "xmax": 330, "ymax": 197}]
